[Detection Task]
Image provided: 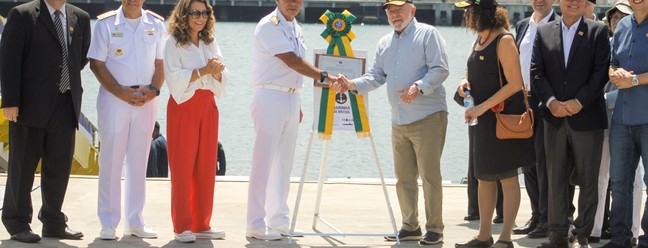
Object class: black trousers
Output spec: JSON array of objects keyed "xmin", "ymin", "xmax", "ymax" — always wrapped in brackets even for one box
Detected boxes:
[
  {"xmin": 522, "ymin": 93, "xmax": 549, "ymax": 223},
  {"xmin": 2, "ymin": 92, "xmax": 75, "ymax": 235},
  {"xmin": 544, "ymin": 119, "xmax": 602, "ymax": 235}
]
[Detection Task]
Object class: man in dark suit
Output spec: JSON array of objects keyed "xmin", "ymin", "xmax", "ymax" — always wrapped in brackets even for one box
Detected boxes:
[
  {"xmin": 512, "ymin": 0, "xmax": 558, "ymax": 238},
  {"xmin": 0, "ymin": 0, "xmax": 90, "ymax": 243},
  {"xmin": 531, "ymin": 0, "xmax": 610, "ymax": 247}
]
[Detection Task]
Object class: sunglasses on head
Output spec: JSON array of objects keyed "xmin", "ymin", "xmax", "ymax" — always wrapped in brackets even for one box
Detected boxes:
[{"xmin": 189, "ymin": 9, "xmax": 211, "ymax": 19}]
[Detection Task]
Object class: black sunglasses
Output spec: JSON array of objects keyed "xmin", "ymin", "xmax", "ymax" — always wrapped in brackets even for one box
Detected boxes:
[{"xmin": 189, "ymin": 9, "xmax": 211, "ymax": 19}]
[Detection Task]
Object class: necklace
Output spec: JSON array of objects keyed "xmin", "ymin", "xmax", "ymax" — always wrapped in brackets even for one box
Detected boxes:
[{"xmin": 477, "ymin": 31, "xmax": 491, "ymax": 46}]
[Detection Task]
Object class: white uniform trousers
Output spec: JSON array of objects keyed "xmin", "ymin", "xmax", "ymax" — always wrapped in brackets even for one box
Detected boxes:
[
  {"xmin": 247, "ymin": 88, "xmax": 300, "ymax": 231},
  {"xmin": 592, "ymin": 135, "xmax": 643, "ymax": 238},
  {"xmin": 97, "ymin": 87, "xmax": 158, "ymax": 229}
]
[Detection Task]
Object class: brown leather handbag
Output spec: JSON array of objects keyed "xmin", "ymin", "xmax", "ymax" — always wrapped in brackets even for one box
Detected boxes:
[{"xmin": 494, "ymin": 35, "xmax": 534, "ymax": 139}]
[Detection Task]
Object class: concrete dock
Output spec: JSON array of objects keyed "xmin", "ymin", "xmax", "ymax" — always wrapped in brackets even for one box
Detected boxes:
[{"xmin": 0, "ymin": 174, "xmax": 641, "ymax": 247}]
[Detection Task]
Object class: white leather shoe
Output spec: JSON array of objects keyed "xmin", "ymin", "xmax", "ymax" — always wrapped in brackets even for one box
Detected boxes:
[
  {"xmin": 124, "ymin": 226, "xmax": 158, "ymax": 238},
  {"xmin": 270, "ymin": 224, "xmax": 304, "ymax": 237},
  {"xmin": 245, "ymin": 227, "xmax": 281, "ymax": 240},
  {"xmin": 195, "ymin": 228, "xmax": 226, "ymax": 239},
  {"xmin": 99, "ymin": 226, "xmax": 116, "ymax": 240},
  {"xmin": 175, "ymin": 230, "xmax": 196, "ymax": 243}
]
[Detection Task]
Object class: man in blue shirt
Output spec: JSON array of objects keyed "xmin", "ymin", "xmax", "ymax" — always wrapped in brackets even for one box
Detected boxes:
[
  {"xmin": 604, "ymin": 1, "xmax": 648, "ymax": 247},
  {"xmin": 334, "ymin": 0, "xmax": 449, "ymax": 245}
]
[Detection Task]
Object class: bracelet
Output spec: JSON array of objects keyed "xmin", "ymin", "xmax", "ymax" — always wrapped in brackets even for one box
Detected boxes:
[{"xmin": 196, "ymin": 69, "xmax": 202, "ymax": 78}]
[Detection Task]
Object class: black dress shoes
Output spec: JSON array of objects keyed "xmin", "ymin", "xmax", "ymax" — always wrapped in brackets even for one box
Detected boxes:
[
  {"xmin": 528, "ymin": 222, "xmax": 549, "ymax": 238},
  {"xmin": 10, "ymin": 230, "xmax": 41, "ymax": 243},
  {"xmin": 536, "ymin": 231, "xmax": 568, "ymax": 248},
  {"xmin": 493, "ymin": 216, "xmax": 504, "ymax": 224},
  {"xmin": 42, "ymin": 227, "xmax": 84, "ymax": 240},
  {"xmin": 464, "ymin": 215, "xmax": 480, "ymax": 221},
  {"xmin": 513, "ymin": 218, "xmax": 538, "ymax": 235}
]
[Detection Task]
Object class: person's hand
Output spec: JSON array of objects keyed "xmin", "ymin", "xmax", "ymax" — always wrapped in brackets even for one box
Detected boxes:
[
  {"xmin": 465, "ymin": 104, "xmax": 486, "ymax": 124},
  {"xmin": 561, "ymin": 99, "xmax": 582, "ymax": 115},
  {"xmin": 119, "ymin": 85, "xmax": 146, "ymax": 106},
  {"xmin": 457, "ymin": 77, "xmax": 471, "ymax": 98},
  {"xmin": 610, "ymin": 68, "xmax": 634, "ymax": 89},
  {"xmin": 205, "ymin": 58, "xmax": 225, "ymax": 76},
  {"xmin": 331, "ymin": 74, "xmax": 349, "ymax": 92},
  {"xmin": 396, "ymin": 84, "xmax": 420, "ymax": 104},
  {"xmin": 138, "ymin": 85, "xmax": 158, "ymax": 105},
  {"xmin": 324, "ymin": 74, "xmax": 338, "ymax": 86},
  {"xmin": 548, "ymin": 100, "xmax": 569, "ymax": 117},
  {"xmin": 2, "ymin": 107, "xmax": 19, "ymax": 122}
]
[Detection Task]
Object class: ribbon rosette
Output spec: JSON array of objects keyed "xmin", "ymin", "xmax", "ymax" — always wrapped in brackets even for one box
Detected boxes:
[{"xmin": 320, "ymin": 10, "xmax": 356, "ymax": 57}]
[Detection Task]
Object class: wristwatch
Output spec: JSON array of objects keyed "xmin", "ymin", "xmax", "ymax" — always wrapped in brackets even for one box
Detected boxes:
[
  {"xmin": 631, "ymin": 75, "xmax": 639, "ymax": 86},
  {"xmin": 149, "ymin": 85, "xmax": 160, "ymax": 96},
  {"xmin": 320, "ymin": 71, "xmax": 328, "ymax": 83}
]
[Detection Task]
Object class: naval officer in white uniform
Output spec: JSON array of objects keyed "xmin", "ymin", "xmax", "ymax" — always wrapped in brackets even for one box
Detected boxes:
[
  {"xmin": 246, "ymin": 0, "xmax": 338, "ymax": 240},
  {"xmin": 87, "ymin": 0, "xmax": 166, "ymax": 240}
]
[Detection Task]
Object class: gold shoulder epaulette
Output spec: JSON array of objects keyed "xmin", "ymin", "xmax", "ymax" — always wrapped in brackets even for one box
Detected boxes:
[
  {"xmin": 270, "ymin": 15, "xmax": 280, "ymax": 25},
  {"xmin": 146, "ymin": 10, "xmax": 165, "ymax": 21},
  {"xmin": 96, "ymin": 10, "xmax": 117, "ymax": 20}
]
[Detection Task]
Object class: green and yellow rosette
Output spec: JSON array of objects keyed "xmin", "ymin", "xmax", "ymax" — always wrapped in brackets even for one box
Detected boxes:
[{"xmin": 317, "ymin": 10, "xmax": 371, "ymax": 140}]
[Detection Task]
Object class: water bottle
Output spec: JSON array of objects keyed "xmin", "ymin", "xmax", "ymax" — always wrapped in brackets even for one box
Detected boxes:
[{"xmin": 464, "ymin": 90, "xmax": 478, "ymax": 126}]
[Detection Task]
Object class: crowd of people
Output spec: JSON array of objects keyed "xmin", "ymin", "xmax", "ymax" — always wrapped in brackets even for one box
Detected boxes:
[{"xmin": 0, "ymin": 0, "xmax": 646, "ymax": 246}]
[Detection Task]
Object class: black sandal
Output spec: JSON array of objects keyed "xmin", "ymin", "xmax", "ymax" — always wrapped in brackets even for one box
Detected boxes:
[
  {"xmin": 490, "ymin": 240, "xmax": 514, "ymax": 248},
  {"xmin": 455, "ymin": 236, "xmax": 494, "ymax": 248}
]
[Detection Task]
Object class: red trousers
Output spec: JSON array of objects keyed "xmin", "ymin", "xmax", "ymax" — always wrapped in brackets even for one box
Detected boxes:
[{"xmin": 167, "ymin": 90, "xmax": 219, "ymax": 234}]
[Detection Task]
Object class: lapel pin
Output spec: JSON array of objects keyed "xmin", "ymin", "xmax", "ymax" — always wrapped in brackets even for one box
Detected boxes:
[
  {"xmin": 116, "ymin": 48, "xmax": 123, "ymax": 56},
  {"xmin": 69, "ymin": 27, "xmax": 74, "ymax": 33},
  {"xmin": 479, "ymin": 56, "xmax": 484, "ymax": 60},
  {"xmin": 578, "ymin": 31, "xmax": 584, "ymax": 36},
  {"xmin": 145, "ymin": 29, "xmax": 155, "ymax": 36}
]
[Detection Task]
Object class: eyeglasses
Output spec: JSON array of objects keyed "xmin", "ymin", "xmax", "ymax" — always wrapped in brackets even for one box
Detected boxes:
[{"xmin": 189, "ymin": 9, "xmax": 211, "ymax": 19}]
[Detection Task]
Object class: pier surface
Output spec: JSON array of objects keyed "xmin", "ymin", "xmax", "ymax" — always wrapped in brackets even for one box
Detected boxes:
[{"xmin": 0, "ymin": 174, "xmax": 638, "ymax": 247}]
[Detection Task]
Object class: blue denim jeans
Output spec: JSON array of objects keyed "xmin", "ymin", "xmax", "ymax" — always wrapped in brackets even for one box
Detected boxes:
[{"xmin": 609, "ymin": 122, "xmax": 648, "ymax": 246}]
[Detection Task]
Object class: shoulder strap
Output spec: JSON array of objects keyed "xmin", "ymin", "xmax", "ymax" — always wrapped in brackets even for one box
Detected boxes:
[
  {"xmin": 97, "ymin": 10, "xmax": 117, "ymax": 20},
  {"xmin": 495, "ymin": 32, "xmax": 532, "ymax": 115}
]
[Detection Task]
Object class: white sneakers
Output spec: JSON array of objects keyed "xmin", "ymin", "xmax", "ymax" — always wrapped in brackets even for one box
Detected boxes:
[
  {"xmin": 175, "ymin": 229, "xmax": 226, "ymax": 242},
  {"xmin": 124, "ymin": 226, "xmax": 158, "ymax": 238},
  {"xmin": 246, "ymin": 227, "xmax": 282, "ymax": 240},
  {"xmin": 195, "ymin": 228, "xmax": 226, "ymax": 239},
  {"xmin": 270, "ymin": 224, "xmax": 305, "ymax": 237},
  {"xmin": 175, "ymin": 231, "xmax": 196, "ymax": 243},
  {"xmin": 99, "ymin": 226, "xmax": 116, "ymax": 240}
]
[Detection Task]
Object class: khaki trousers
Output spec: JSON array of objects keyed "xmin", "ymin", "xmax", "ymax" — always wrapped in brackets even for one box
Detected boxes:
[{"xmin": 392, "ymin": 111, "xmax": 447, "ymax": 233}]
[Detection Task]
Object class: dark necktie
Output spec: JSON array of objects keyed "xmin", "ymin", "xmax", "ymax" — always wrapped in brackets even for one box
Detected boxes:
[{"xmin": 53, "ymin": 10, "xmax": 70, "ymax": 93}]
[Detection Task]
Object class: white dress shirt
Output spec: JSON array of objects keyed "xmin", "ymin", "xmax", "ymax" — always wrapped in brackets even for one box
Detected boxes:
[
  {"xmin": 44, "ymin": 0, "xmax": 67, "ymax": 45},
  {"xmin": 547, "ymin": 17, "xmax": 583, "ymax": 106},
  {"xmin": 164, "ymin": 36, "xmax": 229, "ymax": 104},
  {"xmin": 519, "ymin": 10, "xmax": 554, "ymax": 90},
  {"xmin": 251, "ymin": 8, "xmax": 306, "ymax": 89}
]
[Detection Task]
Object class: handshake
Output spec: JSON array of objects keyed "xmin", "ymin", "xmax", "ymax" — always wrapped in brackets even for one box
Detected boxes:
[{"xmin": 324, "ymin": 74, "xmax": 355, "ymax": 92}]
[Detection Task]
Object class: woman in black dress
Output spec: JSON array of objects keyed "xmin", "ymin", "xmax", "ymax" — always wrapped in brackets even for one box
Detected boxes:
[{"xmin": 454, "ymin": 0, "xmax": 534, "ymax": 247}]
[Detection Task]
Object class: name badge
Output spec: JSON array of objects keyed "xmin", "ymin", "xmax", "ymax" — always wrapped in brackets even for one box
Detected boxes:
[{"xmin": 111, "ymin": 32, "xmax": 123, "ymax": 37}]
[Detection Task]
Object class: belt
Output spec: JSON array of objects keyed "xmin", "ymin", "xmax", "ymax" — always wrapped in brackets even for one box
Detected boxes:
[{"xmin": 255, "ymin": 84, "xmax": 300, "ymax": 94}]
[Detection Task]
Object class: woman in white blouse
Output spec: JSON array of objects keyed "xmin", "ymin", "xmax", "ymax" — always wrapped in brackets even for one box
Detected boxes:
[{"xmin": 164, "ymin": 0, "xmax": 229, "ymax": 243}]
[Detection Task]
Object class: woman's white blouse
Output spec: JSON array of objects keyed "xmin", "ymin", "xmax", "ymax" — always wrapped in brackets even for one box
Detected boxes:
[{"xmin": 164, "ymin": 35, "xmax": 229, "ymax": 104}]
